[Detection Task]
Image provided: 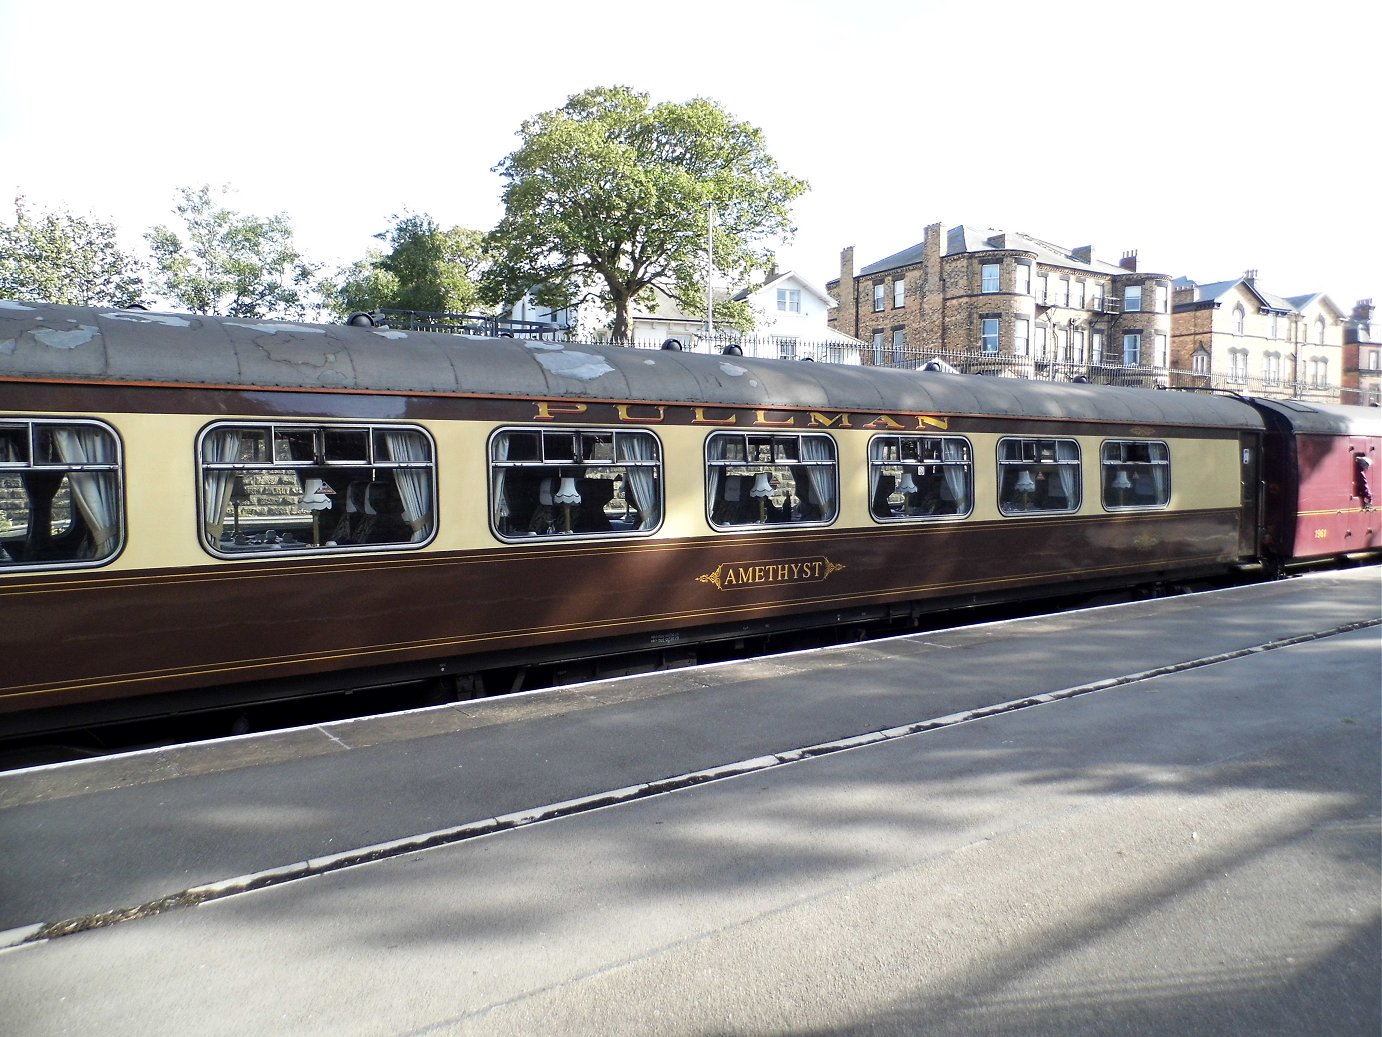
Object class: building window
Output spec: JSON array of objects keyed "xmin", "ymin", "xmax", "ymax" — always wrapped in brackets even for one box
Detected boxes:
[
  {"xmin": 891, "ymin": 328, "xmax": 906, "ymax": 363},
  {"xmin": 1309, "ymin": 357, "xmax": 1329, "ymax": 386},
  {"xmin": 1014, "ymin": 264, "xmax": 1030, "ymax": 296},
  {"xmin": 1091, "ymin": 282, "xmax": 1105, "ymax": 311},
  {"xmin": 490, "ymin": 427, "xmax": 661, "ymax": 539},
  {"xmin": 1233, "ymin": 304, "xmax": 1245, "ymax": 335},
  {"xmin": 776, "ymin": 336, "xmax": 798, "ymax": 361},
  {"xmin": 200, "ymin": 421, "xmax": 436, "ymax": 554},
  {"xmin": 1268, "ymin": 313, "xmax": 1279, "ymax": 339},
  {"xmin": 1154, "ymin": 332, "xmax": 1168, "ymax": 368},
  {"xmin": 981, "ymin": 263, "xmax": 1001, "ymax": 293},
  {"xmin": 1091, "ymin": 329, "xmax": 1105, "ymax": 365},
  {"xmin": 981, "ymin": 317, "xmax": 1000, "ymax": 354},
  {"xmin": 1014, "ymin": 317, "xmax": 1030, "ymax": 356},
  {"xmin": 1124, "ymin": 284, "xmax": 1143, "ymax": 313},
  {"xmin": 776, "ymin": 288, "xmax": 801, "ymax": 313},
  {"xmin": 1228, "ymin": 349, "xmax": 1248, "ymax": 383},
  {"xmin": 1, "ymin": 418, "xmax": 123, "ymax": 570},
  {"xmin": 707, "ymin": 431, "xmax": 837, "ymax": 528},
  {"xmin": 872, "ymin": 330, "xmax": 885, "ymax": 364},
  {"xmin": 1102, "ymin": 440, "xmax": 1170, "ymax": 510},
  {"xmin": 1058, "ymin": 278, "xmax": 1071, "ymax": 306},
  {"xmin": 998, "ymin": 438, "xmax": 1081, "ymax": 515},
  {"xmin": 1036, "ymin": 274, "xmax": 1049, "ymax": 303},
  {"xmin": 1072, "ymin": 280, "xmax": 1086, "ymax": 310},
  {"xmin": 893, "ymin": 279, "xmax": 905, "ymax": 308},
  {"xmin": 873, "ymin": 283, "xmax": 886, "ymax": 312},
  {"xmin": 868, "ymin": 435, "xmax": 973, "ymax": 521},
  {"xmin": 1035, "ymin": 325, "xmax": 1048, "ymax": 360},
  {"xmin": 1155, "ymin": 284, "xmax": 1168, "ymax": 313},
  {"xmin": 1316, "ymin": 317, "xmax": 1326, "ymax": 344},
  {"xmin": 1123, "ymin": 332, "xmax": 1142, "ymax": 366},
  {"xmin": 1070, "ymin": 329, "xmax": 1086, "ymax": 365},
  {"xmin": 1368, "ymin": 349, "xmax": 1381, "ymax": 372},
  {"xmin": 1192, "ymin": 348, "xmax": 1210, "ymax": 375}
]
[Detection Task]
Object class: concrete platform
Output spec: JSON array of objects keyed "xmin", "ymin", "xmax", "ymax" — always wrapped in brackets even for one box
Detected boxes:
[{"xmin": 1, "ymin": 568, "xmax": 1378, "ymax": 1035}]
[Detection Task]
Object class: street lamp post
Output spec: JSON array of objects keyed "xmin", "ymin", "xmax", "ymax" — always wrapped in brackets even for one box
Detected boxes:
[{"xmin": 705, "ymin": 201, "xmax": 715, "ymax": 337}]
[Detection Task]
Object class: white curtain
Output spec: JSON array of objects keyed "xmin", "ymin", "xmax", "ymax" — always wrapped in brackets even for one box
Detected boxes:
[
  {"xmin": 706, "ymin": 439, "xmax": 726, "ymax": 523},
  {"xmin": 383, "ymin": 431, "xmax": 433, "ymax": 542},
  {"xmin": 941, "ymin": 439, "xmax": 969, "ymax": 513},
  {"xmin": 868, "ymin": 441, "xmax": 886, "ymax": 517},
  {"xmin": 200, "ymin": 429, "xmax": 243, "ymax": 544},
  {"xmin": 798, "ymin": 436, "xmax": 836, "ymax": 521},
  {"xmin": 492, "ymin": 434, "xmax": 510, "ymax": 533},
  {"xmin": 616, "ymin": 433, "xmax": 659, "ymax": 531},
  {"xmin": 51, "ymin": 426, "xmax": 120, "ymax": 559},
  {"xmin": 1056, "ymin": 441, "xmax": 1078, "ymax": 504}
]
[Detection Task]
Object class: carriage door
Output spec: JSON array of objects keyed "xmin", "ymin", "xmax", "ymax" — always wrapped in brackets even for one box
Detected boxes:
[{"xmin": 1237, "ymin": 432, "xmax": 1263, "ymax": 559}]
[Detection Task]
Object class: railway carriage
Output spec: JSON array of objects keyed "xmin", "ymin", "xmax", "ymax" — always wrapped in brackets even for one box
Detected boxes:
[{"xmin": 1, "ymin": 300, "xmax": 1376, "ymax": 736}]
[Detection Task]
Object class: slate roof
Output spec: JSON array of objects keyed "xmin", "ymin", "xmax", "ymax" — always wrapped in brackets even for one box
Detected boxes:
[{"xmin": 858, "ymin": 225, "xmax": 1139, "ymax": 278}]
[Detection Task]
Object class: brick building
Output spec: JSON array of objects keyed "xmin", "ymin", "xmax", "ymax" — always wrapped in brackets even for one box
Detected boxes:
[
  {"xmin": 1343, "ymin": 299, "xmax": 1380, "ymax": 407},
  {"xmin": 826, "ymin": 222, "xmax": 1173, "ymax": 384},
  {"xmin": 1170, "ymin": 273, "xmax": 1347, "ymax": 402}
]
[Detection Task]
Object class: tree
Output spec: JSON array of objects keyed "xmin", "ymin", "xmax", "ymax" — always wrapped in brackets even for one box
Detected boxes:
[
  {"xmin": 145, "ymin": 185, "xmax": 322, "ymax": 319},
  {"xmin": 326, "ymin": 213, "xmax": 488, "ymax": 318},
  {"xmin": 0, "ymin": 196, "xmax": 145, "ymax": 306},
  {"xmin": 481, "ymin": 86, "xmax": 808, "ymax": 344}
]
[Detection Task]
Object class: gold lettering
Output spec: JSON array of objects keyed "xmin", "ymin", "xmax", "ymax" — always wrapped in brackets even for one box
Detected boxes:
[
  {"xmin": 694, "ymin": 408, "xmax": 737, "ymax": 425},
  {"xmin": 915, "ymin": 414, "xmax": 949, "ymax": 431},
  {"xmin": 736, "ymin": 566, "xmax": 755, "ymax": 584},
  {"xmin": 616, "ymin": 403, "xmax": 666, "ymax": 423},
  {"xmin": 861, "ymin": 414, "xmax": 905, "ymax": 430},
  {"xmin": 533, "ymin": 400, "xmax": 588, "ymax": 421},
  {"xmin": 808, "ymin": 412, "xmax": 852, "ymax": 429}
]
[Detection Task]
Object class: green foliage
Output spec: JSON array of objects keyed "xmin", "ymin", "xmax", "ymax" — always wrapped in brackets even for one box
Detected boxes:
[
  {"xmin": 145, "ymin": 185, "xmax": 322, "ymax": 319},
  {"xmin": 481, "ymin": 85, "xmax": 808, "ymax": 343},
  {"xmin": 0, "ymin": 196, "xmax": 145, "ymax": 306},
  {"xmin": 325, "ymin": 213, "xmax": 487, "ymax": 318}
]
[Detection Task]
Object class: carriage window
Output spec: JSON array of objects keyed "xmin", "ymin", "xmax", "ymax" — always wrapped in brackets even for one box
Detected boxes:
[
  {"xmin": 869, "ymin": 435, "xmax": 973, "ymax": 521},
  {"xmin": 490, "ymin": 428, "xmax": 662, "ymax": 539},
  {"xmin": 706, "ymin": 431, "xmax": 837, "ymax": 528},
  {"xmin": 1102, "ymin": 440, "xmax": 1170, "ymax": 510},
  {"xmin": 0, "ymin": 419, "xmax": 123, "ymax": 570},
  {"xmin": 998, "ymin": 438, "xmax": 1081, "ymax": 515},
  {"xmin": 199, "ymin": 422, "xmax": 436, "ymax": 555}
]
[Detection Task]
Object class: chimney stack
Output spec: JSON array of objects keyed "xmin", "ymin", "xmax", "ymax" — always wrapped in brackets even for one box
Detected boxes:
[{"xmin": 1119, "ymin": 250, "xmax": 1138, "ymax": 272}]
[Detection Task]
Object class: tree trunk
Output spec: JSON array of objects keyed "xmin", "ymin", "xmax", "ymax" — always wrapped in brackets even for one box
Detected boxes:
[{"xmin": 610, "ymin": 299, "xmax": 631, "ymax": 344}]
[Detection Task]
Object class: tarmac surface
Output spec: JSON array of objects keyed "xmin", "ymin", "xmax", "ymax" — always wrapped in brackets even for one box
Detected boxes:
[{"xmin": 1, "ymin": 567, "xmax": 1379, "ymax": 1035}]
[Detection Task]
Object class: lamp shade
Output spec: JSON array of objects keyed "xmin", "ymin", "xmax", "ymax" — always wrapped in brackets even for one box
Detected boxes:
[
  {"xmin": 299, "ymin": 477, "xmax": 335, "ymax": 511},
  {"xmin": 1014, "ymin": 470, "xmax": 1037, "ymax": 494},
  {"xmin": 750, "ymin": 472, "xmax": 774, "ymax": 498},
  {"xmin": 230, "ymin": 476, "xmax": 250, "ymax": 505},
  {"xmin": 896, "ymin": 471, "xmax": 919, "ymax": 496},
  {"xmin": 1112, "ymin": 470, "xmax": 1132, "ymax": 490},
  {"xmin": 553, "ymin": 477, "xmax": 582, "ymax": 505}
]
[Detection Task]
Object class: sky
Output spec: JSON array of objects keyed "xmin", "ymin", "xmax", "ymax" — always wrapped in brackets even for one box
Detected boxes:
[{"xmin": 1, "ymin": 0, "xmax": 1377, "ymax": 311}]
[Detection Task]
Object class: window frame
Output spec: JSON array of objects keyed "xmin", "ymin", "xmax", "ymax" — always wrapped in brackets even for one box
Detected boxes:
[
  {"xmin": 981, "ymin": 316, "xmax": 1000, "ymax": 354},
  {"xmin": 981, "ymin": 263, "xmax": 1001, "ymax": 294},
  {"xmin": 997, "ymin": 437, "xmax": 1082, "ymax": 516},
  {"xmin": 1100, "ymin": 439, "xmax": 1170, "ymax": 512},
  {"xmin": 197, "ymin": 419, "xmax": 438, "ymax": 558},
  {"xmin": 705, "ymin": 431, "xmax": 838, "ymax": 530},
  {"xmin": 488, "ymin": 425, "xmax": 663, "ymax": 543},
  {"xmin": 867, "ymin": 434, "xmax": 974, "ymax": 523},
  {"xmin": 0, "ymin": 417, "xmax": 124, "ymax": 571},
  {"xmin": 893, "ymin": 278, "xmax": 905, "ymax": 308},
  {"xmin": 872, "ymin": 283, "xmax": 886, "ymax": 312}
]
